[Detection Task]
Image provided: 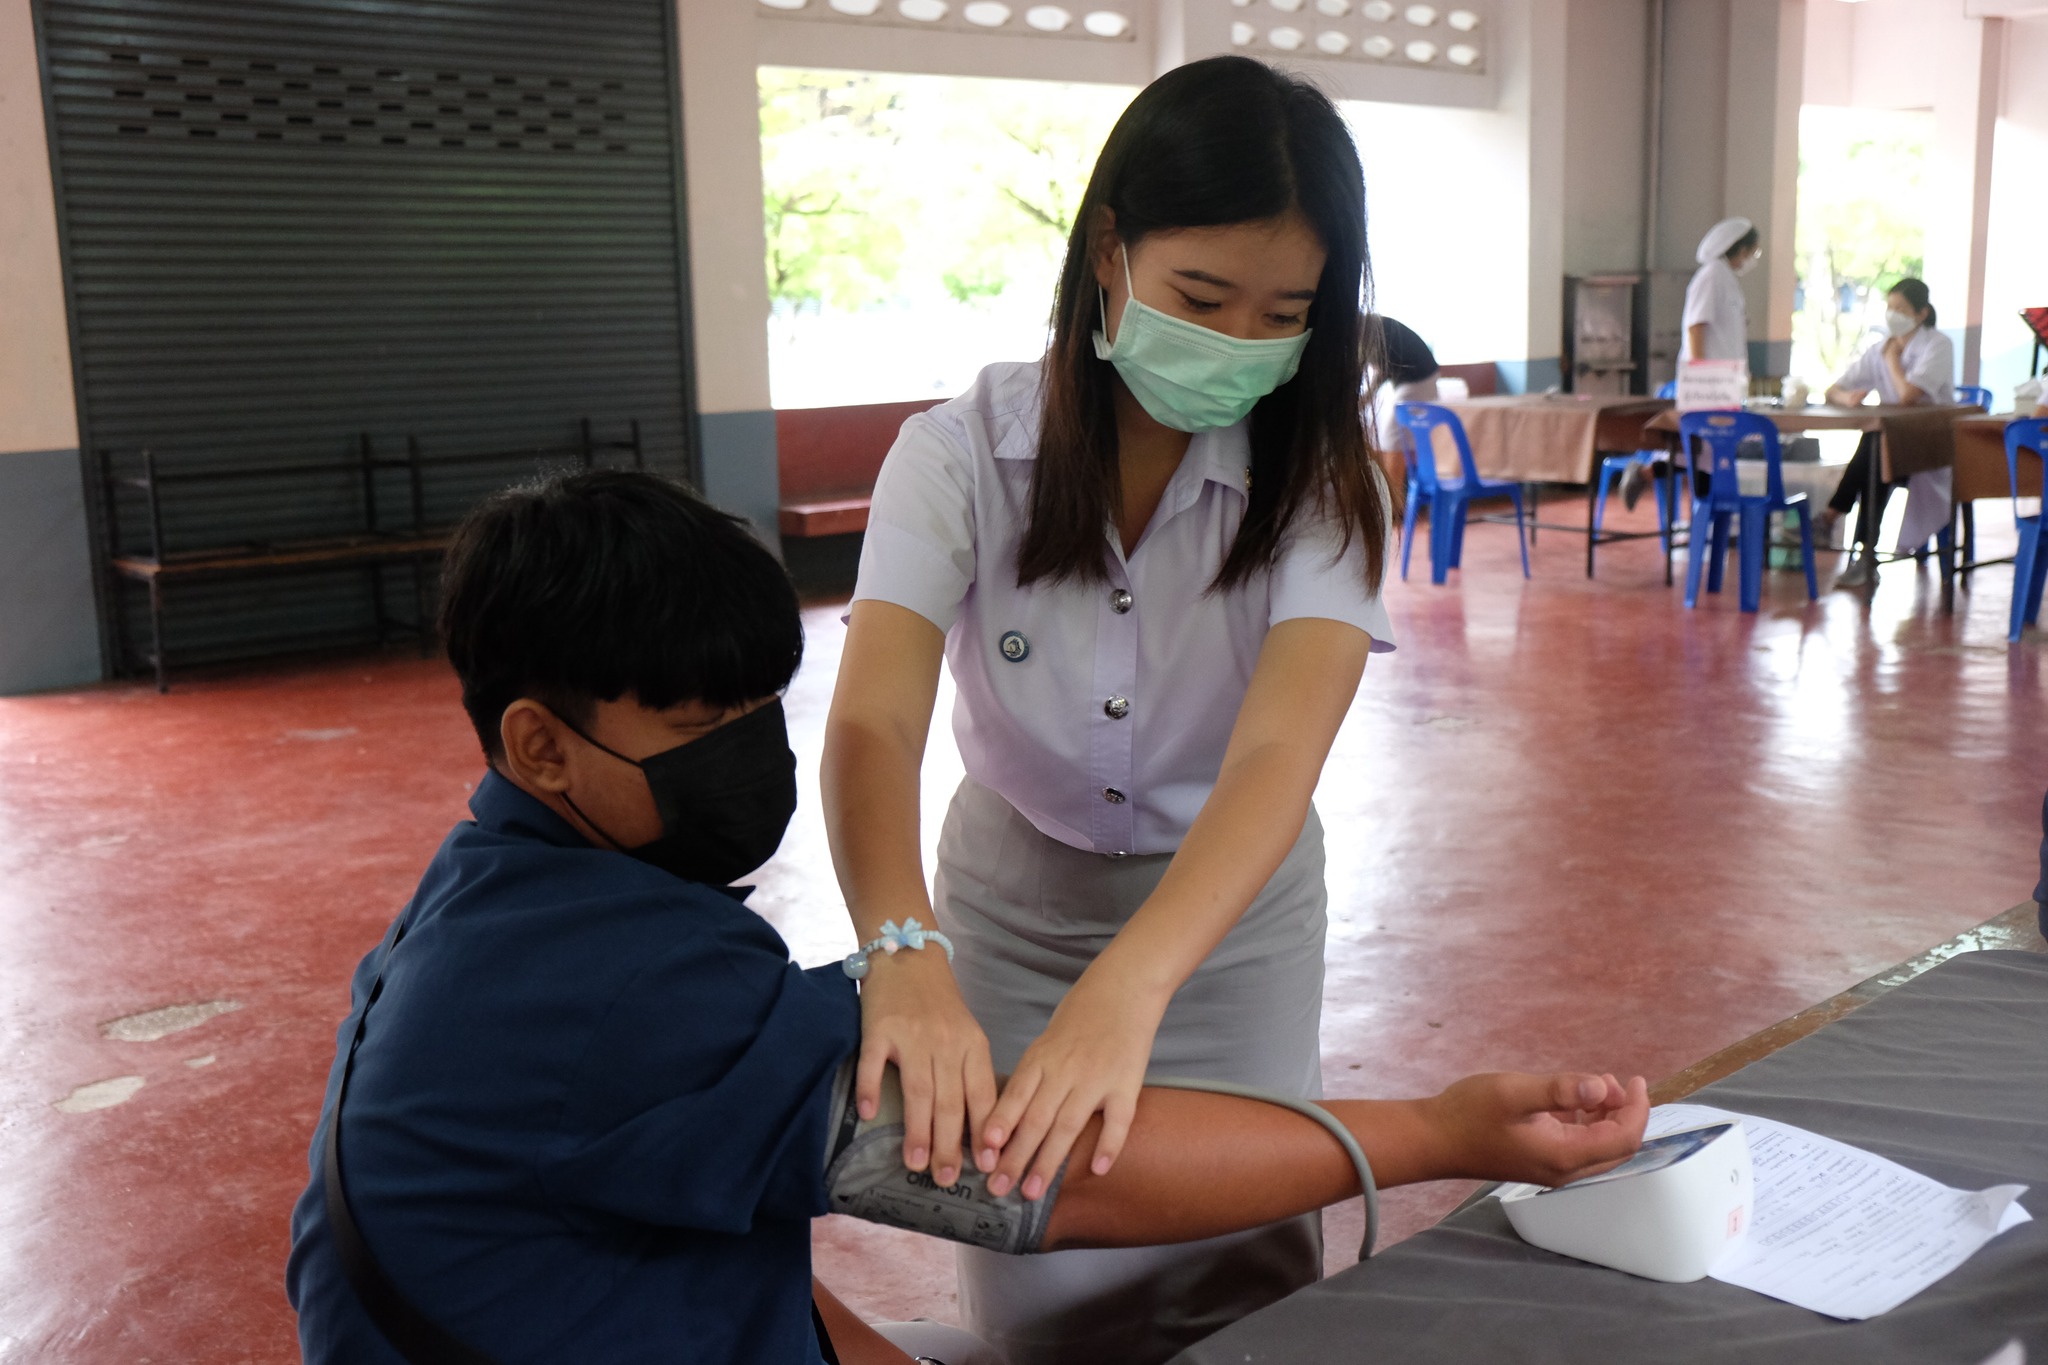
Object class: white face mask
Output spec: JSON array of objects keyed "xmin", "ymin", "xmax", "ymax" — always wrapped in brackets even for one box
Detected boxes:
[
  {"xmin": 1733, "ymin": 252, "xmax": 1759, "ymax": 277},
  {"xmin": 1884, "ymin": 309, "xmax": 1919, "ymax": 338}
]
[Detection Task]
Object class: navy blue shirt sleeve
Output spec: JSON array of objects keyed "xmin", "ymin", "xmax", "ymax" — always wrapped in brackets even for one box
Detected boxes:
[{"xmin": 539, "ymin": 918, "xmax": 860, "ymax": 1233}]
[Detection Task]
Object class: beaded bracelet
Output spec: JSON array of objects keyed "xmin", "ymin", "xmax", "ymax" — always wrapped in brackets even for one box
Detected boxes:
[{"xmin": 842, "ymin": 917, "xmax": 955, "ymax": 980}]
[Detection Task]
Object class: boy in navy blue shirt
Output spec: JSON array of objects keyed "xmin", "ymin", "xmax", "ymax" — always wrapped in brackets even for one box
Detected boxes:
[{"xmin": 289, "ymin": 471, "xmax": 1649, "ymax": 1365}]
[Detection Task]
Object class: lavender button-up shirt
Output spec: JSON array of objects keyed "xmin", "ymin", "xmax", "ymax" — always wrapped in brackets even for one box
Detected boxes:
[{"xmin": 852, "ymin": 361, "xmax": 1395, "ymax": 858}]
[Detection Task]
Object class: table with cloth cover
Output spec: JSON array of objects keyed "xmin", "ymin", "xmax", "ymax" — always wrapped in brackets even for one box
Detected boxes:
[
  {"xmin": 1169, "ymin": 946, "xmax": 2048, "ymax": 1365},
  {"xmin": 1437, "ymin": 394, "xmax": 1675, "ymax": 484},
  {"xmin": 1647, "ymin": 403, "xmax": 1982, "ymax": 606},
  {"xmin": 1418, "ymin": 395, "xmax": 1674, "ymax": 576}
]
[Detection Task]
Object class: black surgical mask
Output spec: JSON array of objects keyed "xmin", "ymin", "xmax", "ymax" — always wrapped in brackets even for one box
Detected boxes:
[{"xmin": 562, "ymin": 699, "xmax": 798, "ymax": 886}]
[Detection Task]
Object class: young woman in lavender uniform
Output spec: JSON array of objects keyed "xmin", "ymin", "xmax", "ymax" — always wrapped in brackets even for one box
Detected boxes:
[{"xmin": 822, "ymin": 56, "xmax": 1398, "ymax": 1364}]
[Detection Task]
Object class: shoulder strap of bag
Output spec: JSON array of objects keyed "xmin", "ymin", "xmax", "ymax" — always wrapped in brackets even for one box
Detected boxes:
[{"xmin": 322, "ymin": 911, "xmax": 498, "ymax": 1365}]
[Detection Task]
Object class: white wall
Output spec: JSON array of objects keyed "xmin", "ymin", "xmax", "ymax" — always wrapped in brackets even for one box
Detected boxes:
[
  {"xmin": 1980, "ymin": 14, "xmax": 2048, "ymax": 404},
  {"xmin": 1344, "ymin": 0, "xmax": 1567, "ymax": 388}
]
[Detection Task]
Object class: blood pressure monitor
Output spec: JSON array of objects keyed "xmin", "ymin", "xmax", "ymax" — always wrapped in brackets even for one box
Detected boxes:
[{"xmin": 1496, "ymin": 1120, "xmax": 1753, "ymax": 1282}]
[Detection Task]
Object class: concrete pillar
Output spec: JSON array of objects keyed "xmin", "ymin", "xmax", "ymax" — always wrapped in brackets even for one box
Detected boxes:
[
  {"xmin": 0, "ymin": 0, "xmax": 103, "ymax": 693},
  {"xmin": 1723, "ymin": 0, "xmax": 1803, "ymax": 378},
  {"xmin": 1650, "ymin": 0, "xmax": 1800, "ymax": 379},
  {"xmin": 676, "ymin": 1, "xmax": 781, "ymax": 548},
  {"xmin": 1925, "ymin": 16, "xmax": 2004, "ymax": 386},
  {"xmin": 1519, "ymin": 0, "xmax": 1569, "ymax": 392}
]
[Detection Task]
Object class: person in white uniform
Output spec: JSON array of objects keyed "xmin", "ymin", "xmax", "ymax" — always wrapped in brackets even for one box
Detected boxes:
[
  {"xmin": 821, "ymin": 56, "xmax": 1397, "ymax": 1365},
  {"xmin": 1624, "ymin": 216, "xmax": 1761, "ymax": 508},
  {"xmin": 1682, "ymin": 216, "xmax": 1760, "ymax": 364},
  {"xmin": 1818, "ymin": 277, "xmax": 1955, "ymax": 589}
]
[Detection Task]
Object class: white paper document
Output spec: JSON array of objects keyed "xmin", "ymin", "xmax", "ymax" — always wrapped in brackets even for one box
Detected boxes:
[{"xmin": 1647, "ymin": 1103, "xmax": 2032, "ymax": 1320}]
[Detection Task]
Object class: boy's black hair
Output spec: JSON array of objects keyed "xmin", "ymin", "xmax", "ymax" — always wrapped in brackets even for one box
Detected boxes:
[{"xmin": 438, "ymin": 469, "xmax": 803, "ymax": 758}]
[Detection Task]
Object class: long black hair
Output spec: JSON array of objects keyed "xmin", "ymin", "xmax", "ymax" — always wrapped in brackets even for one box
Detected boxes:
[{"xmin": 1018, "ymin": 56, "xmax": 1390, "ymax": 595}]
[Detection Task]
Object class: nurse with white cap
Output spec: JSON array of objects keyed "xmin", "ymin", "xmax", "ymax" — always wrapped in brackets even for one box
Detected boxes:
[
  {"xmin": 1625, "ymin": 217, "xmax": 1762, "ymax": 508},
  {"xmin": 1682, "ymin": 216, "xmax": 1761, "ymax": 363}
]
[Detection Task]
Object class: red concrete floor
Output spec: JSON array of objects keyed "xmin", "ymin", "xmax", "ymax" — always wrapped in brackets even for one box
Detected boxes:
[{"xmin": 1, "ymin": 497, "xmax": 2043, "ymax": 1359}]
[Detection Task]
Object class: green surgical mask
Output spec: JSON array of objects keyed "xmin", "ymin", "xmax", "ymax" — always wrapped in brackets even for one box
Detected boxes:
[{"xmin": 1092, "ymin": 246, "xmax": 1313, "ymax": 433}]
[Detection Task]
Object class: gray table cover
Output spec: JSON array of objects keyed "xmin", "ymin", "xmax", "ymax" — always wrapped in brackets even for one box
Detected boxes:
[{"xmin": 1172, "ymin": 950, "xmax": 2048, "ymax": 1364}]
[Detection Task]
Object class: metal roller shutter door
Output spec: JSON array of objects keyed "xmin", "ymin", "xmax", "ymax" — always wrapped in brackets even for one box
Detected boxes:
[{"xmin": 34, "ymin": 0, "xmax": 698, "ymax": 676}]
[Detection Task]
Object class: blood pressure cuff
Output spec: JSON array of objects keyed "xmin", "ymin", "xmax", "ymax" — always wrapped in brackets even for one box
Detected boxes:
[{"xmin": 821, "ymin": 1058, "xmax": 1065, "ymax": 1255}]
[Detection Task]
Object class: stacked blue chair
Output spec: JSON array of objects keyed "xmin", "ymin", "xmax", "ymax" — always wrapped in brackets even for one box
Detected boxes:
[
  {"xmin": 1958, "ymin": 385, "xmax": 1994, "ymax": 410},
  {"xmin": 2008, "ymin": 418, "xmax": 2047, "ymax": 643},
  {"xmin": 1678, "ymin": 410, "xmax": 1818, "ymax": 612},
  {"xmin": 1588, "ymin": 380, "xmax": 1681, "ymax": 579},
  {"xmin": 1394, "ymin": 403, "xmax": 1530, "ymax": 584}
]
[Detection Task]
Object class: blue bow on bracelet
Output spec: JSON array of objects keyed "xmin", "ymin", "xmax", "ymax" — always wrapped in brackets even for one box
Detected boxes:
[{"xmin": 843, "ymin": 918, "xmax": 956, "ymax": 980}]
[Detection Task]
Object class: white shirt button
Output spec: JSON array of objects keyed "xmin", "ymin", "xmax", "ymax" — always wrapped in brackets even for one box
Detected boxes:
[
  {"xmin": 1104, "ymin": 696, "xmax": 1130, "ymax": 720},
  {"xmin": 1110, "ymin": 589, "xmax": 1133, "ymax": 614},
  {"xmin": 1102, "ymin": 787, "xmax": 1126, "ymax": 804}
]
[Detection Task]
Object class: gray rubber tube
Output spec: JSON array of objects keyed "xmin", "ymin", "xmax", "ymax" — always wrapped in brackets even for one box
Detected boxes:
[{"xmin": 1148, "ymin": 1076, "xmax": 1379, "ymax": 1261}]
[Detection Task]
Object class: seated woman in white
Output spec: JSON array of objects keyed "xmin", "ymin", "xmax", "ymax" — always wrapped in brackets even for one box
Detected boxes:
[{"xmin": 1818, "ymin": 277, "xmax": 1954, "ymax": 589}]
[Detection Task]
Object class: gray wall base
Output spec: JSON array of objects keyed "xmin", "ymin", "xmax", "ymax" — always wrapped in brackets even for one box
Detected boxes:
[
  {"xmin": 1495, "ymin": 357, "xmax": 1564, "ymax": 395},
  {"xmin": 0, "ymin": 450, "xmax": 105, "ymax": 695},
  {"xmin": 698, "ymin": 408, "xmax": 782, "ymax": 557}
]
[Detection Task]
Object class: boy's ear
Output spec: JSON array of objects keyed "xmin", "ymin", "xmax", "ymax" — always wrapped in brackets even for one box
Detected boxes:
[{"xmin": 499, "ymin": 700, "xmax": 573, "ymax": 794}]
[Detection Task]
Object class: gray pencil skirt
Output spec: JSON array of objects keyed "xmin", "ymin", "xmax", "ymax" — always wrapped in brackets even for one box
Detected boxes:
[{"xmin": 935, "ymin": 777, "xmax": 1329, "ymax": 1365}]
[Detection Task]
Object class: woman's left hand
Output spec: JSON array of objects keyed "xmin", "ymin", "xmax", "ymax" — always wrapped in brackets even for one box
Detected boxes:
[{"xmin": 978, "ymin": 970, "xmax": 1166, "ymax": 1201}]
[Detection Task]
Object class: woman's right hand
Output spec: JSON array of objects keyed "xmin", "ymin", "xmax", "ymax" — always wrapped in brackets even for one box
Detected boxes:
[{"xmin": 856, "ymin": 945, "xmax": 997, "ymax": 1188}]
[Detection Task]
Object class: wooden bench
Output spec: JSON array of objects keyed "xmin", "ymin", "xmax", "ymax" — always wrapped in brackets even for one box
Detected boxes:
[
  {"xmin": 99, "ymin": 420, "xmax": 642, "ymax": 691},
  {"xmin": 776, "ymin": 399, "xmax": 944, "ymax": 538}
]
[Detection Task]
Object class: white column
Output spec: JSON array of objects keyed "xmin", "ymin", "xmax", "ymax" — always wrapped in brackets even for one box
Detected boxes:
[
  {"xmin": 0, "ymin": 0, "xmax": 79, "ymax": 457},
  {"xmin": 676, "ymin": 1, "xmax": 781, "ymax": 541},
  {"xmin": 1723, "ymin": 0, "xmax": 1803, "ymax": 377},
  {"xmin": 1925, "ymin": 17, "xmax": 2004, "ymax": 385},
  {"xmin": 1522, "ymin": 0, "xmax": 1569, "ymax": 389}
]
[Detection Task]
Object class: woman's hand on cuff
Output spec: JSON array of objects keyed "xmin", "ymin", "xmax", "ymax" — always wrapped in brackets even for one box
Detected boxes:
[
  {"xmin": 979, "ymin": 972, "xmax": 1166, "ymax": 1201},
  {"xmin": 854, "ymin": 946, "xmax": 996, "ymax": 1188}
]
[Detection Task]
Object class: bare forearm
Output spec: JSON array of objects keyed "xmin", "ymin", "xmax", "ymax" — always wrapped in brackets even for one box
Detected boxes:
[
  {"xmin": 1038, "ymin": 1072, "xmax": 1649, "ymax": 1251},
  {"xmin": 822, "ymin": 603, "xmax": 945, "ymax": 937},
  {"xmin": 1883, "ymin": 352, "xmax": 1924, "ymax": 405},
  {"xmin": 822, "ymin": 715, "xmax": 934, "ymax": 936},
  {"xmin": 1686, "ymin": 323, "xmax": 1708, "ymax": 358},
  {"xmin": 1042, "ymin": 1088, "xmax": 1439, "ymax": 1251}
]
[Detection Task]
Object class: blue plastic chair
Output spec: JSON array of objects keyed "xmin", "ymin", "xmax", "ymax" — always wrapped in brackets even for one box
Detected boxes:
[
  {"xmin": 2008, "ymin": 418, "xmax": 2047, "ymax": 643},
  {"xmin": 1958, "ymin": 385, "xmax": 1994, "ymax": 411},
  {"xmin": 1679, "ymin": 411, "xmax": 1817, "ymax": 611},
  {"xmin": 1394, "ymin": 403, "xmax": 1530, "ymax": 584},
  {"xmin": 1588, "ymin": 381, "xmax": 1681, "ymax": 579}
]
